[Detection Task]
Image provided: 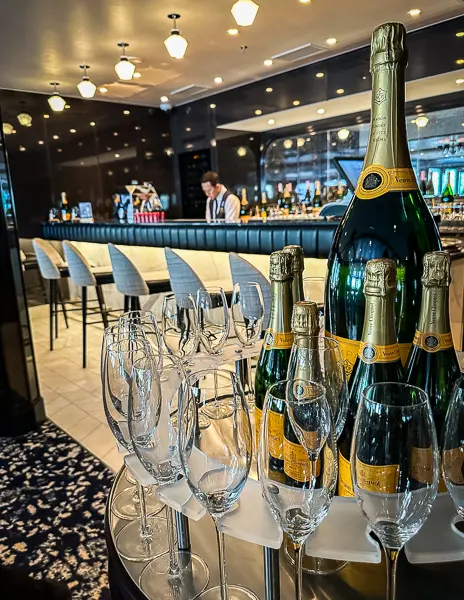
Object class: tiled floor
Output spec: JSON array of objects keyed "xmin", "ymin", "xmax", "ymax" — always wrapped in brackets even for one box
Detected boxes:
[{"xmin": 30, "ymin": 305, "xmax": 124, "ymax": 473}]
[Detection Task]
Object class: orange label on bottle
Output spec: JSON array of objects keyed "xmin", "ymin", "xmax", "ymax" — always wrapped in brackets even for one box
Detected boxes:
[
  {"xmin": 284, "ymin": 437, "xmax": 320, "ymax": 483},
  {"xmin": 355, "ymin": 457, "xmax": 399, "ymax": 494},
  {"xmin": 413, "ymin": 331, "xmax": 454, "ymax": 353},
  {"xmin": 325, "ymin": 332, "xmax": 360, "ymax": 381},
  {"xmin": 410, "ymin": 446, "xmax": 435, "ymax": 485},
  {"xmin": 442, "ymin": 446, "xmax": 464, "ymax": 485},
  {"xmin": 358, "ymin": 342, "xmax": 401, "ymax": 364},
  {"xmin": 255, "ymin": 406, "xmax": 263, "ymax": 445},
  {"xmin": 263, "ymin": 329, "xmax": 294, "ymax": 350},
  {"xmin": 355, "ymin": 165, "xmax": 417, "ymax": 200},
  {"xmin": 268, "ymin": 409, "xmax": 284, "ymax": 461},
  {"xmin": 399, "ymin": 342, "xmax": 412, "ymax": 366},
  {"xmin": 338, "ymin": 450, "xmax": 355, "ymax": 497}
]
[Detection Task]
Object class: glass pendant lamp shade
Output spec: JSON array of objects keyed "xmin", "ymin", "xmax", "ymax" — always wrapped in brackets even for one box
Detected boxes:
[
  {"xmin": 3, "ymin": 123, "xmax": 14, "ymax": 135},
  {"xmin": 77, "ymin": 65, "xmax": 97, "ymax": 98},
  {"xmin": 115, "ymin": 57, "xmax": 135, "ymax": 80},
  {"xmin": 48, "ymin": 83, "xmax": 66, "ymax": 112},
  {"xmin": 231, "ymin": 0, "xmax": 259, "ymax": 26},
  {"xmin": 164, "ymin": 30, "xmax": 188, "ymax": 59},
  {"xmin": 17, "ymin": 113, "xmax": 32, "ymax": 127}
]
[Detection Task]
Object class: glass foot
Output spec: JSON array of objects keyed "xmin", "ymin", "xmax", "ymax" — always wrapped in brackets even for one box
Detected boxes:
[
  {"xmin": 116, "ymin": 516, "xmax": 169, "ymax": 562},
  {"xmin": 140, "ymin": 552, "xmax": 210, "ymax": 600},
  {"xmin": 199, "ymin": 411, "xmax": 211, "ymax": 430},
  {"xmin": 198, "ymin": 584, "xmax": 259, "ymax": 600},
  {"xmin": 112, "ymin": 487, "xmax": 165, "ymax": 520},
  {"xmin": 284, "ymin": 545, "xmax": 347, "ymax": 575},
  {"xmin": 202, "ymin": 402, "xmax": 233, "ymax": 420}
]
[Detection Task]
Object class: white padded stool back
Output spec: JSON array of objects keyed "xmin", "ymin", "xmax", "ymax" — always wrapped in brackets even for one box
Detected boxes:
[
  {"xmin": 108, "ymin": 243, "xmax": 149, "ymax": 297},
  {"xmin": 33, "ymin": 238, "xmax": 62, "ymax": 280},
  {"xmin": 165, "ymin": 247, "xmax": 205, "ymax": 298},
  {"xmin": 63, "ymin": 241, "xmax": 96, "ymax": 287}
]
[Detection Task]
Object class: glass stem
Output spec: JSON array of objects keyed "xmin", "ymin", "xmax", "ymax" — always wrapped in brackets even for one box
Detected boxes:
[
  {"xmin": 213, "ymin": 369, "xmax": 219, "ymax": 409},
  {"xmin": 167, "ymin": 506, "xmax": 181, "ymax": 577},
  {"xmin": 294, "ymin": 543, "xmax": 304, "ymax": 600},
  {"xmin": 214, "ymin": 521, "xmax": 229, "ymax": 600},
  {"xmin": 384, "ymin": 547, "xmax": 400, "ymax": 600},
  {"xmin": 245, "ymin": 357, "xmax": 254, "ymax": 395},
  {"xmin": 137, "ymin": 483, "xmax": 152, "ymax": 541}
]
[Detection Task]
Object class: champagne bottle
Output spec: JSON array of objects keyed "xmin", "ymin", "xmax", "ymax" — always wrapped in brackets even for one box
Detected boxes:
[
  {"xmin": 406, "ymin": 251, "xmax": 460, "ymax": 490},
  {"xmin": 426, "ymin": 174, "xmax": 435, "ymax": 195},
  {"xmin": 60, "ymin": 192, "xmax": 69, "ymax": 222},
  {"xmin": 284, "ymin": 301, "xmax": 322, "ymax": 487},
  {"xmin": 419, "ymin": 170, "xmax": 428, "ymax": 195},
  {"xmin": 337, "ymin": 258, "xmax": 405, "ymax": 496},
  {"xmin": 442, "ymin": 173, "xmax": 454, "ymax": 202},
  {"xmin": 255, "ymin": 250, "xmax": 293, "ymax": 476},
  {"xmin": 325, "ymin": 23, "xmax": 441, "ymax": 381},
  {"xmin": 240, "ymin": 187, "xmax": 249, "ymax": 217},
  {"xmin": 260, "ymin": 192, "xmax": 268, "ymax": 219},
  {"xmin": 312, "ymin": 180, "xmax": 322, "ymax": 208},
  {"xmin": 304, "ymin": 181, "xmax": 312, "ymax": 208},
  {"xmin": 282, "ymin": 184, "xmax": 291, "ymax": 216},
  {"xmin": 276, "ymin": 182, "xmax": 284, "ymax": 210},
  {"xmin": 283, "ymin": 245, "xmax": 304, "ymax": 304}
]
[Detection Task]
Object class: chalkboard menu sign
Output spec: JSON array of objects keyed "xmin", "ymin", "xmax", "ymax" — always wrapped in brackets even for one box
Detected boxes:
[{"xmin": 179, "ymin": 149, "xmax": 211, "ymax": 219}]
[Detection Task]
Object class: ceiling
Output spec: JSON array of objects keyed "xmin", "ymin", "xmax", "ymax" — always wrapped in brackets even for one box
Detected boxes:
[{"xmin": 0, "ymin": 0, "xmax": 462, "ymax": 107}]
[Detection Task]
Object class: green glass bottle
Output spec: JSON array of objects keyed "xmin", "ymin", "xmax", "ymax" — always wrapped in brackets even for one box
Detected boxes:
[
  {"xmin": 283, "ymin": 245, "xmax": 304, "ymax": 304},
  {"xmin": 338, "ymin": 259, "xmax": 405, "ymax": 496},
  {"xmin": 325, "ymin": 22, "xmax": 441, "ymax": 382},
  {"xmin": 406, "ymin": 251, "xmax": 460, "ymax": 489},
  {"xmin": 442, "ymin": 173, "xmax": 454, "ymax": 203},
  {"xmin": 255, "ymin": 250, "xmax": 293, "ymax": 476}
]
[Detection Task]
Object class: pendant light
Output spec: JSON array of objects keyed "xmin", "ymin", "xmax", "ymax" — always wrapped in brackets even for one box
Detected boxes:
[
  {"xmin": 164, "ymin": 14, "xmax": 188, "ymax": 59},
  {"xmin": 115, "ymin": 43, "xmax": 136, "ymax": 80},
  {"xmin": 17, "ymin": 113, "xmax": 32, "ymax": 127},
  {"xmin": 48, "ymin": 82, "xmax": 66, "ymax": 112},
  {"xmin": 77, "ymin": 65, "xmax": 97, "ymax": 98},
  {"xmin": 231, "ymin": 0, "xmax": 259, "ymax": 26}
]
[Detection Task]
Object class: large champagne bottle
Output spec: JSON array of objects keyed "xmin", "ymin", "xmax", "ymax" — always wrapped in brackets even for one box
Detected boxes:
[
  {"xmin": 406, "ymin": 252, "xmax": 461, "ymax": 453},
  {"xmin": 337, "ymin": 259, "xmax": 405, "ymax": 496},
  {"xmin": 283, "ymin": 245, "xmax": 304, "ymax": 304},
  {"xmin": 255, "ymin": 250, "xmax": 293, "ymax": 476},
  {"xmin": 325, "ymin": 22, "xmax": 441, "ymax": 380}
]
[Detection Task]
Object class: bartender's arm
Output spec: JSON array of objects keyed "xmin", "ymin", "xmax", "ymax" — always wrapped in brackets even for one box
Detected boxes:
[
  {"xmin": 205, "ymin": 198, "xmax": 212, "ymax": 223},
  {"xmin": 224, "ymin": 194, "xmax": 240, "ymax": 223}
]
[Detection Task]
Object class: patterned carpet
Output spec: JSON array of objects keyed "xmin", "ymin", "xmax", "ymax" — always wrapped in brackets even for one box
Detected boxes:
[{"xmin": 0, "ymin": 420, "xmax": 114, "ymax": 599}]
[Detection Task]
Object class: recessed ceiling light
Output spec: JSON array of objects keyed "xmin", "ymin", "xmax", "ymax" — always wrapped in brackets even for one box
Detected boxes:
[
  {"xmin": 264, "ymin": 59, "xmax": 273, "ymax": 67},
  {"xmin": 210, "ymin": 103, "xmax": 216, "ymax": 108},
  {"xmin": 214, "ymin": 76, "xmax": 223, "ymax": 84},
  {"xmin": 336, "ymin": 88, "xmax": 344, "ymax": 94},
  {"xmin": 316, "ymin": 72, "xmax": 324, "ymax": 78},
  {"xmin": 53, "ymin": 135, "xmax": 59, "ymax": 139},
  {"xmin": 133, "ymin": 72, "xmax": 142, "ymax": 78},
  {"xmin": 115, "ymin": 153, "xmax": 120, "ymax": 158},
  {"xmin": 38, "ymin": 140, "xmax": 44, "ymax": 145},
  {"xmin": 337, "ymin": 128, "xmax": 350, "ymax": 140},
  {"xmin": 70, "ymin": 129, "xmax": 76, "ymax": 133},
  {"xmin": 99, "ymin": 87, "xmax": 108, "ymax": 93},
  {"xmin": 227, "ymin": 28, "xmax": 239, "ymax": 35},
  {"xmin": 186, "ymin": 127, "xmax": 191, "ymax": 132},
  {"xmin": 255, "ymin": 109, "xmax": 262, "ymax": 115},
  {"xmin": 123, "ymin": 110, "xmax": 130, "ymax": 115},
  {"xmin": 160, "ymin": 95, "xmax": 169, "ymax": 102},
  {"xmin": 299, "ymin": 0, "xmax": 311, "ymax": 3},
  {"xmin": 293, "ymin": 100, "xmax": 300, "ymax": 106},
  {"xmin": 268, "ymin": 118, "xmax": 275, "ymax": 125},
  {"xmin": 326, "ymin": 38, "xmax": 337, "ymax": 45},
  {"xmin": 408, "ymin": 8, "xmax": 421, "ymax": 16},
  {"xmin": 457, "ymin": 32, "xmax": 464, "ymax": 38},
  {"xmin": 457, "ymin": 59, "xmax": 464, "ymax": 65},
  {"xmin": 456, "ymin": 78, "xmax": 464, "ymax": 84},
  {"xmin": 57, "ymin": 148, "xmax": 62, "ymax": 153},
  {"xmin": 43, "ymin": 114, "xmax": 50, "ymax": 119},
  {"xmin": 113, "ymin": 132, "xmax": 118, "ymax": 136},
  {"xmin": 65, "ymin": 104, "xmax": 71, "ymax": 109},
  {"xmin": 90, "ymin": 121, "xmax": 95, "ymax": 126},
  {"xmin": 266, "ymin": 87, "xmax": 273, "ymax": 92},
  {"xmin": 19, "ymin": 146, "xmax": 26, "ymax": 152},
  {"xmin": 317, "ymin": 108, "xmax": 326, "ymax": 114}
]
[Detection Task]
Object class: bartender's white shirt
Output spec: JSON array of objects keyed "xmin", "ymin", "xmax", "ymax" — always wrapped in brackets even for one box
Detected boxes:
[{"xmin": 205, "ymin": 185, "xmax": 240, "ymax": 223}]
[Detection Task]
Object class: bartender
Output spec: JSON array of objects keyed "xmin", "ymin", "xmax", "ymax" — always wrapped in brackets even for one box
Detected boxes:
[{"xmin": 201, "ymin": 171, "xmax": 240, "ymax": 223}]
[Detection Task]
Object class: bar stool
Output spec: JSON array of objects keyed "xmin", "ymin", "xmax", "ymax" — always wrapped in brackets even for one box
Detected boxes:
[
  {"xmin": 164, "ymin": 248, "xmax": 205, "ymax": 297},
  {"xmin": 108, "ymin": 243, "xmax": 171, "ymax": 311},
  {"xmin": 32, "ymin": 238, "xmax": 69, "ymax": 351},
  {"xmin": 63, "ymin": 241, "xmax": 112, "ymax": 368}
]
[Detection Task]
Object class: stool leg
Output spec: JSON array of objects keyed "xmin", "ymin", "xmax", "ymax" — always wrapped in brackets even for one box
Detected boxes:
[
  {"xmin": 95, "ymin": 285, "xmax": 109, "ymax": 329},
  {"xmin": 58, "ymin": 285, "xmax": 69, "ymax": 329},
  {"xmin": 54, "ymin": 279, "xmax": 59, "ymax": 339},
  {"xmin": 82, "ymin": 286, "xmax": 87, "ymax": 369},
  {"xmin": 134, "ymin": 297, "xmax": 141, "ymax": 311},
  {"xmin": 123, "ymin": 295, "xmax": 129, "ymax": 313},
  {"xmin": 49, "ymin": 280, "xmax": 54, "ymax": 351}
]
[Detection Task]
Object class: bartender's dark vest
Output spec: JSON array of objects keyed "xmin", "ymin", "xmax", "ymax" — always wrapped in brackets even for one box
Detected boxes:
[{"xmin": 212, "ymin": 190, "xmax": 230, "ymax": 219}]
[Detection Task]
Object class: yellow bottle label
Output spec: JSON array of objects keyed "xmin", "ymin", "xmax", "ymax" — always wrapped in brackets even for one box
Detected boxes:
[
  {"xmin": 268, "ymin": 409, "xmax": 284, "ymax": 460},
  {"xmin": 263, "ymin": 328, "xmax": 293, "ymax": 350},
  {"xmin": 399, "ymin": 342, "xmax": 412, "ymax": 366},
  {"xmin": 410, "ymin": 446, "xmax": 434, "ymax": 484},
  {"xmin": 337, "ymin": 450, "xmax": 355, "ymax": 497},
  {"xmin": 358, "ymin": 342, "xmax": 400, "ymax": 364},
  {"xmin": 255, "ymin": 406, "xmax": 262, "ymax": 444},
  {"xmin": 325, "ymin": 331, "xmax": 360, "ymax": 381},
  {"xmin": 442, "ymin": 446, "xmax": 464, "ymax": 485},
  {"xmin": 355, "ymin": 456, "xmax": 399, "ymax": 494},
  {"xmin": 284, "ymin": 437, "xmax": 320, "ymax": 482},
  {"xmin": 355, "ymin": 165, "xmax": 417, "ymax": 201},
  {"xmin": 413, "ymin": 331, "xmax": 454, "ymax": 353}
]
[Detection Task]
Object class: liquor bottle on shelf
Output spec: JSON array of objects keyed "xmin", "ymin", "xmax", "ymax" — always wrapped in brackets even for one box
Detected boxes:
[
  {"xmin": 303, "ymin": 181, "xmax": 312, "ymax": 210},
  {"xmin": 287, "ymin": 182, "xmax": 299, "ymax": 215},
  {"xmin": 337, "ymin": 259, "xmax": 404, "ymax": 497},
  {"xmin": 276, "ymin": 182, "xmax": 284, "ymax": 210},
  {"xmin": 255, "ymin": 250, "xmax": 293, "ymax": 478},
  {"xmin": 60, "ymin": 192, "xmax": 70, "ymax": 222},
  {"xmin": 282, "ymin": 184, "xmax": 291, "ymax": 217},
  {"xmin": 325, "ymin": 22, "xmax": 441, "ymax": 380},
  {"xmin": 419, "ymin": 170, "xmax": 428, "ymax": 195},
  {"xmin": 426, "ymin": 173, "xmax": 435, "ymax": 195},
  {"xmin": 406, "ymin": 252, "xmax": 460, "ymax": 485},
  {"xmin": 260, "ymin": 192, "xmax": 268, "ymax": 219},
  {"xmin": 283, "ymin": 245, "xmax": 304, "ymax": 304},
  {"xmin": 240, "ymin": 187, "xmax": 249, "ymax": 218},
  {"xmin": 312, "ymin": 180, "xmax": 322, "ymax": 208},
  {"xmin": 442, "ymin": 173, "xmax": 454, "ymax": 202}
]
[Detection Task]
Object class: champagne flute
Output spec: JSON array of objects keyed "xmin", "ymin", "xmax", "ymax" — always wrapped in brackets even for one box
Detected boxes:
[
  {"xmin": 196, "ymin": 287, "xmax": 230, "ymax": 356},
  {"xmin": 351, "ymin": 382, "xmax": 439, "ymax": 600},
  {"xmin": 442, "ymin": 376, "xmax": 464, "ymax": 526},
  {"xmin": 178, "ymin": 369, "xmax": 258, "ymax": 600},
  {"xmin": 162, "ymin": 293, "xmax": 199, "ymax": 365},
  {"xmin": 129, "ymin": 352, "xmax": 210, "ymax": 600},
  {"xmin": 120, "ymin": 309, "xmax": 164, "ymax": 359},
  {"xmin": 258, "ymin": 379, "xmax": 337, "ymax": 600}
]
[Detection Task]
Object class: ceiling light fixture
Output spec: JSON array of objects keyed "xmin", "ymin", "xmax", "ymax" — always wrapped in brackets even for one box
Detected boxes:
[
  {"xmin": 326, "ymin": 37, "xmax": 337, "ymax": 45},
  {"xmin": 38, "ymin": 140, "xmax": 44, "ymax": 145},
  {"xmin": 283, "ymin": 139, "xmax": 293, "ymax": 149},
  {"xmin": 255, "ymin": 109, "xmax": 262, "ymax": 115},
  {"xmin": 65, "ymin": 104, "xmax": 71, "ymax": 109},
  {"xmin": 160, "ymin": 96, "xmax": 169, "ymax": 103},
  {"xmin": 297, "ymin": 138, "xmax": 305, "ymax": 147},
  {"xmin": 43, "ymin": 114, "xmax": 50, "ymax": 118},
  {"xmin": 317, "ymin": 108, "xmax": 325, "ymax": 114},
  {"xmin": 70, "ymin": 128, "xmax": 76, "ymax": 133},
  {"xmin": 231, "ymin": 0, "xmax": 259, "ymax": 27},
  {"xmin": 316, "ymin": 72, "xmax": 324, "ymax": 78},
  {"xmin": 77, "ymin": 64, "xmax": 96, "ymax": 98},
  {"xmin": 115, "ymin": 153, "xmax": 120, "ymax": 158},
  {"xmin": 456, "ymin": 59, "xmax": 464, "ymax": 65},
  {"xmin": 457, "ymin": 32, "xmax": 464, "ymax": 38},
  {"xmin": 47, "ymin": 82, "xmax": 66, "ymax": 112},
  {"xmin": 336, "ymin": 88, "xmax": 344, "ymax": 94},
  {"xmin": 90, "ymin": 121, "xmax": 95, "ymax": 126},
  {"xmin": 53, "ymin": 135, "xmax": 59, "ymax": 140},
  {"xmin": 415, "ymin": 115, "xmax": 429, "ymax": 128},
  {"xmin": 210, "ymin": 103, "xmax": 216, "ymax": 108},
  {"xmin": 264, "ymin": 59, "xmax": 273, "ymax": 66},
  {"xmin": 299, "ymin": 0, "xmax": 311, "ymax": 3},
  {"xmin": 268, "ymin": 118, "xmax": 275, "ymax": 125},
  {"xmin": 237, "ymin": 146, "xmax": 247, "ymax": 157},
  {"xmin": 408, "ymin": 8, "xmax": 421, "ymax": 16},
  {"xmin": 99, "ymin": 87, "xmax": 108, "ymax": 93},
  {"xmin": 214, "ymin": 76, "xmax": 223, "ymax": 84},
  {"xmin": 165, "ymin": 14, "xmax": 188, "ymax": 59},
  {"xmin": 293, "ymin": 100, "xmax": 300, "ymax": 106},
  {"xmin": 337, "ymin": 128, "xmax": 350, "ymax": 140},
  {"xmin": 227, "ymin": 28, "xmax": 239, "ymax": 35},
  {"xmin": 2, "ymin": 123, "xmax": 14, "ymax": 135},
  {"xmin": 456, "ymin": 78, "xmax": 464, "ymax": 84},
  {"xmin": 133, "ymin": 71, "xmax": 142, "ymax": 78},
  {"xmin": 17, "ymin": 113, "xmax": 32, "ymax": 127},
  {"xmin": 115, "ymin": 42, "xmax": 136, "ymax": 80},
  {"xmin": 19, "ymin": 146, "xmax": 26, "ymax": 152},
  {"xmin": 123, "ymin": 110, "xmax": 130, "ymax": 115},
  {"xmin": 266, "ymin": 87, "xmax": 273, "ymax": 92}
]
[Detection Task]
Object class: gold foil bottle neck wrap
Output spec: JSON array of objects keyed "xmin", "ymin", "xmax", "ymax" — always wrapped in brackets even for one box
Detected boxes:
[
  {"xmin": 364, "ymin": 258, "xmax": 397, "ymax": 297},
  {"xmin": 422, "ymin": 251, "xmax": 451, "ymax": 288},
  {"xmin": 370, "ymin": 22, "xmax": 408, "ymax": 71},
  {"xmin": 269, "ymin": 250, "xmax": 293, "ymax": 281},
  {"xmin": 283, "ymin": 245, "xmax": 305, "ymax": 275},
  {"xmin": 291, "ymin": 301, "xmax": 319, "ymax": 335}
]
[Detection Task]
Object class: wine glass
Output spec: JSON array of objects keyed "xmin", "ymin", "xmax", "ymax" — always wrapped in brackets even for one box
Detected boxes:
[
  {"xmin": 197, "ymin": 287, "xmax": 230, "ymax": 356},
  {"xmin": 129, "ymin": 352, "xmax": 210, "ymax": 600},
  {"xmin": 120, "ymin": 309, "xmax": 163, "ymax": 358},
  {"xmin": 162, "ymin": 293, "xmax": 199, "ymax": 364},
  {"xmin": 351, "ymin": 382, "xmax": 439, "ymax": 600},
  {"xmin": 192, "ymin": 369, "xmax": 235, "ymax": 421},
  {"xmin": 178, "ymin": 369, "xmax": 258, "ymax": 600},
  {"xmin": 104, "ymin": 338, "xmax": 169, "ymax": 562},
  {"xmin": 231, "ymin": 282, "xmax": 264, "ymax": 413},
  {"xmin": 258, "ymin": 379, "xmax": 337, "ymax": 600},
  {"xmin": 442, "ymin": 376, "xmax": 464, "ymax": 526},
  {"xmin": 303, "ymin": 277, "xmax": 325, "ymax": 330}
]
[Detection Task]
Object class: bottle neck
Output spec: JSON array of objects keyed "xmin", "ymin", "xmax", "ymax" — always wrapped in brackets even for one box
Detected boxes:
[
  {"xmin": 268, "ymin": 280, "xmax": 293, "ymax": 333},
  {"xmin": 416, "ymin": 287, "xmax": 451, "ymax": 334},
  {"xmin": 290, "ymin": 332, "xmax": 321, "ymax": 380},
  {"xmin": 364, "ymin": 63, "xmax": 412, "ymax": 170},
  {"xmin": 361, "ymin": 293, "xmax": 397, "ymax": 346}
]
